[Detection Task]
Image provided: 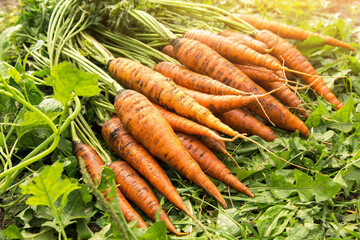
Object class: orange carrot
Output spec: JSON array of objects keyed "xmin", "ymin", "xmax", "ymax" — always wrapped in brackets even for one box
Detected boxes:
[
  {"xmin": 114, "ymin": 89, "xmax": 228, "ymax": 208},
  {"xmin": 219, "ymin": 29, "xmax": 269, "ymax": 54},
  {"xmin": 196, "ymin": 135, "xmax": 227, "ymax": 153},
  {"xmin": 178, "ymin": 85, "xmax": 266, "ymax": 113},
  {"xmin": 171, "ymin": 37, "xmax": 310, "ymax": 136},
  {"xmin": 153, "ymin": 103, "xmax": 234, "ymax": 142},
  {"xmin": 162, "ymin": 45, "xmax": 176, "ymax": 58},
  {"xmin": 176, "ymin": 132, "xmax": 254, "ymax": 198},
  {"xmin": 216, "ymin": 108, "xmax": 277, "ymax": 142},
  {"xmin": 109, "ymin": 161, "xmax": 186, "ymax": 235},
  {"xmin": 102, "ymin": 117, "xmax": 192, "ymax": 217},
  {"xmin": 73, "ymin": 140, "xmax": 148, "ymax": 228},
  {"xmin": 109, "ymin": 57, "xmax": 240, "ymax": 137},
  {"xmin": 254, "ymin": 30, "xmax": 344, "ymax": 109},
  {"xmin": 236, "ymin": 64, "xmax": 309, "ymax": 118},
  {"xmin": 184, "ymin": 29, "xmax": 284, "ymax": 71},
  {"xmin": 155, "ymin": 62, "xmax": 245, "ymax": 95},
  {"xmin": 234, "ymin": 14, "xmax": 355, "ymax": 51}
]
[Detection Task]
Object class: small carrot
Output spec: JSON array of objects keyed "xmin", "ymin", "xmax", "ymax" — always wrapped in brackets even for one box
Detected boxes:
[
  {"xmin": 153, "ymin": 103, "xmax": 234, "ymax": 142},
  {"xmin": 114, "ymin": 89, "xmax": 228, "ymax": 208},
  {"xmin": 73, "ymin": 140, "xmax": 148, "ymax": 228},
  {"xmin": 155, "ymin": 61, "xmax": 245, "ymax": 95},
  {"xmin": 234, "ymin": 14, "xmax": 355, "ymax": 51},
  {"xmin": 109, "ymin": 57, "xmax": 240, "ymax": 137},
  {"xmin": 109, "ymin": 161, "xmax": 186, "ymax": 235},
  {"xmin": 176, "ymin": 132, "xmax": 254, "ymax": 198},
  {"xmin": 216, "ymin": 108, "xmax": 277, "ymax": 142},
  {"xmin": 171, "ymin": 37, "xmax": 310, "ymax": 136},
  {"xmin": 102, "ymin": 117, "xmax": 193, "ymax": 217}
]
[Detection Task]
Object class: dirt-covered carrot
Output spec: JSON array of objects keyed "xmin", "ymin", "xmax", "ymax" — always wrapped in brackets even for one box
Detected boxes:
[
  {"xmin": 155, "ymin": 62, "xmax": 245, "ymax": 95},
  {"xmin": 216, "ymin": 108, "xmax": 277, "ymax": 142},
  {"xmin": 109, "ymin": 161, "xmax": 186, "ymax": 235},
  {"xmin": 114, "ymin": 89, "xmax": 228, "ymax": 208},
  {"xmin": 102, "ymin": 117, "xmax": 192, "ymax": 217},
  {"xmin": 162, "ymin": 45, "xmax": 176, "ymax": 58},
  {"xmin": 176, "ymin": 132, "xmax": 254, "ymax": 198},
  {"xmin": 254, "ymin": 29, "xmax": 344, "ymax": 109},
  {"xmin": 236, "ymin": 64, "xmax": 309, "ymax": 118},
  {"xmin": 73, "ymin": 140, "xmax": 148, "ymax": 228},
  {"xmin": 171, "ymin": 37, "xmax": 310, "ymax": 136},
  {"xmin": 219, "ymin": 29, "xmax": 270, "ymax": 54},
  {"xmin": 153, "ymin": 103, "xmax": 234, "ymax": 142},
  {"xmin": 234, "ymin": 14, "xmax": 355, "ymax": 51},
  {"xmin": 109, "ymin": 57, "xmax": 240, "ymax": 137}
]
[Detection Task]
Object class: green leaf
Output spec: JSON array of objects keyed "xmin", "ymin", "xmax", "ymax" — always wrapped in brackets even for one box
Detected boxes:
[
  {"xmin": 0, "ymin": 25, "xmax": 20, "ymax": 61},
  {"xmin": 306, "ymin": 100, "xmax": 330, "ymax": 128},
  {"xmin": 21, "ymin": 161, "xmax": 80, "ymax": 208},
  {"xmin": 138, "ymin": 221, "xmax": 167, "ymax": 240},
  {"xmin": 332, "ymin": 95, "xmax": 354, "ymax": 122},
  {"xmin": 45, "ymin": 62, "xmax": 101, "ymax": 106},
  {"xmin": 2, "ymin": 224, "xmax": 24, "ymax": 240},
  {"xmin": 216, "ymin": 208, "xmax": 241, "ymax": 236},
  {"xmin": 269, "ymin": 172, "xmax": 294, "ymax": 199},
  {"xmin": 296, "ymin": 35, "xmax": 325, "ymax": 58}
]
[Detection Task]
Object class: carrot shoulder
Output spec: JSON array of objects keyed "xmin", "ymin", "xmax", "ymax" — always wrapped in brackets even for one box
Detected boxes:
[
  {"xmin": 114, "ymin": 89, "xmax": 227, "ymax": 208},
  {"xmin": 73, "ymin": 141, "xmax": 148, "ymax": 228}
]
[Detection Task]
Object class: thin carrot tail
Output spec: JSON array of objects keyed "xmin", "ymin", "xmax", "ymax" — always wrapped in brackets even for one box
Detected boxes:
[{"xmin": 223, "ymin": 173, "xmax": 254, "ymax": 198}]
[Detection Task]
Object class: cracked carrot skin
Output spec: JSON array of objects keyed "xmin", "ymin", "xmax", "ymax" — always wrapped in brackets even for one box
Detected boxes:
[
  {"xmin": 73, "ymin": 141, "xmax": 148, "ymax": 228},
  {"xmin": 176, "ymin": 132, "xmax": 254, "ymax": 198},
  {"xmin": 172, "ymin": 37, "xmax": 310, "ymax": 137},
  {"xmin": 102, "ymin": 117, "xmax": 192, "ymax": 217},
  {"xmin": 109, "ymin": 57, "xmax": 239, "ymax": 137},
  {"xmin": 109, "ymin": 161, "xmax": 187, "ymax": 235},
  {"xmin": 255, "ymin": 30, "xmax": 344, "ymax": 110},
  {"xmin": 114, "ymin": 89, "xmax": 228, "ymax": 208}
]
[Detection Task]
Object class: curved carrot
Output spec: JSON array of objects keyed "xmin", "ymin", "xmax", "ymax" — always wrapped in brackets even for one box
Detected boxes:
[
  {"xmin": 172, "ymin": 37, "xmax": 310, "ymax": 136},
  {"xmin": 73, "ymin": 141, "xmax": 148, "ymax": 228},
  {"xmin": 196, "ymin": 135, "xmax": 227, "ymax": 153},
  {"xmin": 102, "ymin": 117, "xmax": 193, "ymax": 217},
  {"xmin": 255, "ymin": 29, "xmax": 344, "ymax": 109},
  {"xmin": 155, "ymin": 62, "xmax": 245, "ymax": 95},
  {"xmin": 109, "ymin": 57, "xmax": 240, "ymax": 137},
  {"xmin": 216, "ymin": 108, "xmax": 277, "ymax": 142},
  {"xmin": 176, "ymin": 132, "xmax": 254, "ymax": 198},
  {"xmin": 109, "ymin": 161, "xmax": 186, "ymax": 235},
  {"xmin": 184, "ymin": 29, "xmax": 283, "ymax": 71},
  {"xmin": 162, "ymin": 45, "xmax": 176, "ymax": 58},
  {"xmin": 236, "ymin": 64, "xmax": 309, "ymax": 118},
  {"xmin": 219, "ymin": 29, "xmax": 269, "ymax": 54},
  {"xmin": 235, "ymin": 14, "xmax": 355, "ymax": 51},
  {"xmin": 114, "ymin": 89, "xmax": 228, "ymax": 208},
  {"xmin": 153, "ymin": 103, "xmax": 234, "ymax": 142}
]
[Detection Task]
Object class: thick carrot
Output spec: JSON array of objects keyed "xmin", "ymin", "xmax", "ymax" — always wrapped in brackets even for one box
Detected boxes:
[
  {"xmin": 153, "ymin": 103, "xmax": 234, "ymax": 142},
  {"xmin": 109, "ymin": 57, "xmax": 240, "ymax": 137},
  {"xmin": 73, "ymin": 140, "xmax": 148, "ymax": 228},
  {"xmin": 234, "ymin": 14, "xmax": 355, "ymax": 51},
  {"xmin": 219, "ymin": 29, "xmax": 269, "ymax": 54},
  {"xmin": 254, "ymin": 29, "xmax": 344, "ymax": 109},
  {"xmin": 155, "ymin": 62, "xmax": 245, "ymax": 95},
  {"xmin": 184, "ymin": 29, "xmax": 284, "ymax": 71},
  {"xmin": 102, "ymin": 117, "xmax": 192, "ymax": 217},
  {"xmin": 216, "ymin": 108, "xmax": 277, "ymax": 142},
  {"xmin": 178, "ymin": 85, "xmax": 266, "ymax": 113},
  {"xmin": 176, "ymin": 132, "xmax": 254, "ymax": 198},
  {"xmin": 171, "ymin": 37, "xmax": 310, "ymax": 136},
  {"xmin": 114, "ymin": 89, "xmax": 228, "ymax": 208},
  {"xmin": 162, "ymin": 45, "xmax": 176, "ymax": 58},
  {"xmin": 236, "ymin": 64, "xmax": 309, "ymax": 118},
  {"xmin": 109, "ymin": 161, "xmax": 185, "ymax": 235}
]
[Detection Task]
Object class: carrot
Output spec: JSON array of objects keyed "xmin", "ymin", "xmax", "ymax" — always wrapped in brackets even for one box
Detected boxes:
[
  {"xmin": 73, "ymin": 140, "xmax": 148, "ymax": 228},
  {"xmin": 171, "ymin": 37, "xmax": 310, "ymax": 136},
  {"xmin": 235, "ymin": 64, "xmax": 309, "ymax": 118},
  {"xmin": 178, "ymin": 85, "xmax": 267, "ymax": 113},
  {"xmin": 153, "ymin": 103, "xmax": 234, "ymax": 142},
  {"xmin": 254, "ymin": 29, "xmax": 344, "ymax": 109},
  {"xmin": 219, "ymin": 29, "xmax": 270, "ymax": 54},
  {"xmin": 162, "ymin": 45, "xmax": 176, "ymax": 58},
  {"xmin": 155, "ymin": 61, "xmax": 245, "ymax": 95},
  {"xmin": 184, "ymin": 29, "xmax": 284, "ymax": 71},
  {"xmin": 234, "ymin": 14, "xmax": 355, "ymax": 51},
  {"xmin": 109, "ymin": 57, "xmax": 240, "ymax": 137},
  {"xmin": 216, "ymin": 108, "xmax": 277, "ymax": 142},
  {"xmin": 109, "ymin": 161, "xmax": 186, "ymax": 235},
  {"xmin": 114, "ymin": 89, "xmax": 228, "ymax": 208},
  {"xmin": 101, "ymin": 117, "xmax": 192, "ymax": 217},
  {"xmin": 176, "ymin": 132, "xmax": 254, "ymax": 198}
]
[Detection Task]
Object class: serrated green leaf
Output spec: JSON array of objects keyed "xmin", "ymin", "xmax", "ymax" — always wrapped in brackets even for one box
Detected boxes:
[
  {"xmin": 8, "ymin": 68, "xmax": 21, "ymax": 83},
  {"xmin": 138, "ymin": 220, "xmax": 167, "ymax": 240},
  {"xmin": 332, "ymin": 95, "xmax": 354, "ymax": 122},
  {"xmin": 296, "ymin": 36, "xmax": 325, "ymax": 57},
  {"xmin": 306, "ymin": 100, "xmax": 330, "ymax": 128},
  {"xmin": 269, "ymin": 172, "xmax": 294, "ymax": 199}
]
